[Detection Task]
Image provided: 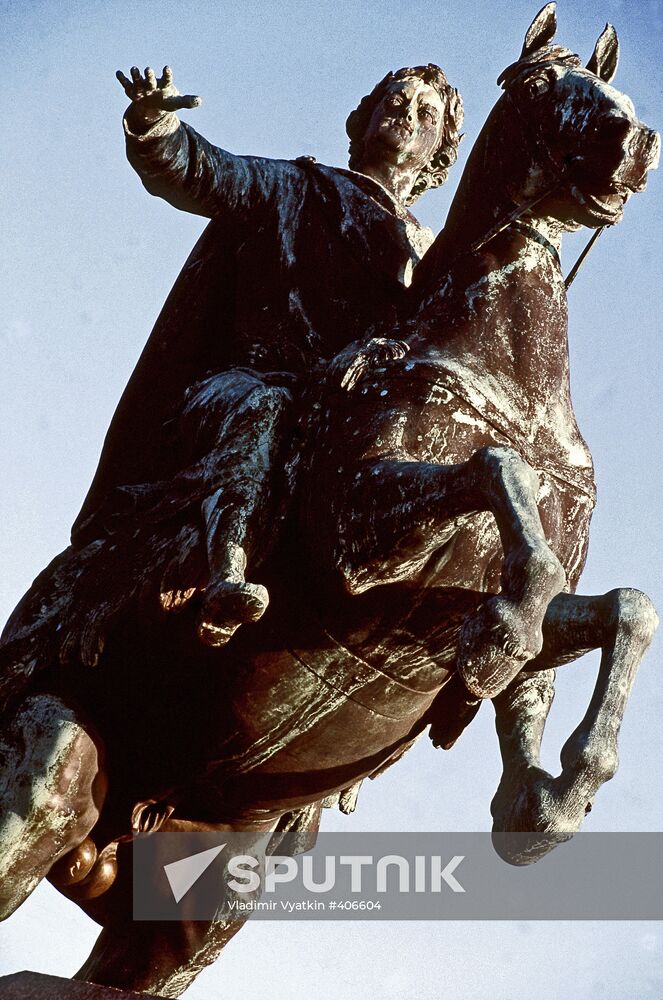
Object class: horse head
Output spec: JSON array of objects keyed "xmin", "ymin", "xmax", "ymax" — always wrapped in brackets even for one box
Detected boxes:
[
  {"xmin": 423, "ymin": 2, "xmax": 660, "ymax": 274},
  {"xmin": 496, "ymin": 2, "xmax": 660, "ymax": 231}
]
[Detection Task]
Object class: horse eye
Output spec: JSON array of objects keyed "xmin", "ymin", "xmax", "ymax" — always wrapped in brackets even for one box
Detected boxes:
[{"xmin": 527, "ymin": 76, "xmax": 551, "ymax": 98}]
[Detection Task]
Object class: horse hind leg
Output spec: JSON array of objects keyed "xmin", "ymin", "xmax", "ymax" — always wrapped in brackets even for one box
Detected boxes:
[
  {"xmin": 74, "ymin": 805, "xmax": 313, "ymax": 996},
  {"xmin": 75, "ymin": 917, "xmax": 248, "ymax": 998},
  {"xmin": 0, "ymin": 693, "xmax": 105, "ymax": 919},
  {"xmin": 491, "ymin": 588, "xmax": 658, "ymax": 865}
]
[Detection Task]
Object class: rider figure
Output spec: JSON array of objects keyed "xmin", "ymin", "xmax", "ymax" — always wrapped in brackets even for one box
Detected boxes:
[{"xmin": 109, "ymin": 63, "xmax": 464, "ymax": 645}]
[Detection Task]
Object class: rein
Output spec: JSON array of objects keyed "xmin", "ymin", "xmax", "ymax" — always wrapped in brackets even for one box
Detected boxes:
[
  {"xmin": 418, "ymin": 67, "xmax": 610, "ymax": 309},
  {"xmin": 564, "ymin": 226, "xmax": 606, "ymax": 289},
  {"xmin": 509, "ymin": 220, "xmax": 561, "ymax": 267},
  {"xmin": 485, "ymin": 83, "xmax": 610, "ymax": 289}
]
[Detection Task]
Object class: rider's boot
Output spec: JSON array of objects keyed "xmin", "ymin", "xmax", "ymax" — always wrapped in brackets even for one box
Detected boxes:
[
  {"xmin": 197, "ymin": 529, "xmax": 269, "ymax": 648},
  {"xmin": 191, "ymin": 483, "xmax": 269, "ymax": 647}
]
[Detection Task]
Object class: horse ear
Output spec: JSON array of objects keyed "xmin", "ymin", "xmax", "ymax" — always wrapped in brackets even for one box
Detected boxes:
[
  {"xmin": 521, "ymin": 3, "xmax": 557, "ymax": 58},
  {"xmin": 587, "ymin": 23, "xmax": 619, "ymax": 83}
]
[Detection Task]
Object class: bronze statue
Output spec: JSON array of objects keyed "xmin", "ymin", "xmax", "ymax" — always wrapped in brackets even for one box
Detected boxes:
[
  {"xmin": 0, "ymin": 4, "xmax": 659, "ymax": 995},
  {"xmin": 75, "ymin": 61, "xmax": 463, "ymax": 647}
]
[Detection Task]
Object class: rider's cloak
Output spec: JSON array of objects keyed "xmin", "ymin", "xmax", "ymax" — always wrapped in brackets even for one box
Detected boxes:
[
  {"xmin": 0, "ymin": 115, "xmax": 434, "ymax": 708},
  {"xmin": 71, "ymin": 115, "xmax": 434, "ymax": 543}
]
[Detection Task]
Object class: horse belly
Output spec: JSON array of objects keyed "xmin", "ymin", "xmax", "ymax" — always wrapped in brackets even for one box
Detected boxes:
[{"xmin": 193, "ymin": 618, "xmax": 450, "ymax": 817}]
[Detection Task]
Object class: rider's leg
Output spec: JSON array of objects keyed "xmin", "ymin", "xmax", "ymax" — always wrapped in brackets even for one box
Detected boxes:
[
  {"xmin": 332, "ymin": 446, "xmax": 565, "ymax": 696},
  {"xmin": 163, "ymin": 371, "xmax": 295, "ymax": 647},
  {"xmin": 491, "ymin": 588, "xmax": 658, "ymax": 864},
  {"xmin": 0, "ymin": 693, "xmax": 105, "ymax": 919}
]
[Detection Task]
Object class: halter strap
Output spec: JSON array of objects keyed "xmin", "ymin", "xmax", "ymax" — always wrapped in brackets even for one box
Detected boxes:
[{"xmin": 509, "ymin": 219, "xmax": 561, "ymax": 267}]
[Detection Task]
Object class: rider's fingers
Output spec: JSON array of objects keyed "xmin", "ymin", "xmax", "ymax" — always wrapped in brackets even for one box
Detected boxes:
[
  {"xmin": 116, "ymin": 69, "xmax": 133, "ymax": 94},
  {"xmin": 180, "ymin": 94, "xmax": 202, "ymax": 109},
  {"xmin": 130, "ymin": 65, "xmax": 142, "ymax": 83},
  {"xmin": 144, "ymin": 66, "xmax": 157, "ymax": 91},
  {"xmin": 160, "ymin": 65, "xmax": 174, "ymax": 87},
  {"xmin": 161, "ymin": 94, "xmax": 202, "ymax": 111}
]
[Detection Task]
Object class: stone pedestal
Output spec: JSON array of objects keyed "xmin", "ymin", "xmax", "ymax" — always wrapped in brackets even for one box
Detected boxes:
[{"xmin": 0, "ymin": 972, "xmax": 160, "ymax": 998}]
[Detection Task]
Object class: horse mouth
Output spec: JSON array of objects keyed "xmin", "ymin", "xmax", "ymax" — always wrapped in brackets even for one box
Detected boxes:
[{"xmin": 572, "ymin": 186, "xmax": 629, "ymax": 224}]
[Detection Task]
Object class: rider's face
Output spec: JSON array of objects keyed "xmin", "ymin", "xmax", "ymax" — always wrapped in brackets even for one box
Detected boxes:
[{"xmin": 363, "ymin": 78, "xmax": 445, "ymax": 172}]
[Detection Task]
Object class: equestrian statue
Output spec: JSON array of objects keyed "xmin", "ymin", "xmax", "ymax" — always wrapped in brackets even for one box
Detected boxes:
[{"xmin": 0, "ymin": 4, "xmax": 659, "ymax": 995}]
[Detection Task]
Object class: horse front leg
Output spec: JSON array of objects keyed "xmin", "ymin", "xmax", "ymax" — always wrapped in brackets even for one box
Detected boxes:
[
  {"xmin": 491, "ymin": 589, "xmax": 658, "ymax": 865},
  {"xmin": 334, "ymin": 446, "xmax": 565, "ymax": 697}
]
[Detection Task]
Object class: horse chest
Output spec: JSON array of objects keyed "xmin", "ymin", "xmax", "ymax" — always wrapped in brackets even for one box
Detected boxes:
[{"xmin": 340, "ymin": 366, "xmax": 517, "ymax": 466}]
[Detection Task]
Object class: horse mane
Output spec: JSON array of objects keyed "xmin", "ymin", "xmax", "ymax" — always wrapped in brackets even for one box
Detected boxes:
[{"xmin": 497, "ymin": 44, "xmax": 582, "ymax": 88}]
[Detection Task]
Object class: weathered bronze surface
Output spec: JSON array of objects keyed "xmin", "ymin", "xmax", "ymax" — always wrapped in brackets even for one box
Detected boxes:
[
  {"xmin": 0, "ymin": 4, "xmax": 659, "ymax": 995},
  {"xmin": 0, "ymin": 971, "xmax": 157, "ymax": 999}
]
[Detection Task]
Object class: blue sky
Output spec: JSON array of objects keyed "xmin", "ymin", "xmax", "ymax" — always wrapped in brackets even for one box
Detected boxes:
[{"xmin": 1, "ymin": 0, "xmax": 662, "ymax": 995}]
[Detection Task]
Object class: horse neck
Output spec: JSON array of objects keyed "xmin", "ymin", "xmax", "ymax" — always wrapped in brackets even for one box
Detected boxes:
[
  {"xmin": 477, "ymin": 221, "xmax": 570, "ymax": 395},
  {"xmin": 415, "ymin": 95, "xmax": 574, "ymax": 410},
  {"xmin": 418, "ymin": 94, "xmax": 548, "ymax": 279}
]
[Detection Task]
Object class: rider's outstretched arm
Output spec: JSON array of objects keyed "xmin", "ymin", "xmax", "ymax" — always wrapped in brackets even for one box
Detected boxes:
[{"xmin": 117, "ymin": 65, "xmax": 294, "ymax": 219}]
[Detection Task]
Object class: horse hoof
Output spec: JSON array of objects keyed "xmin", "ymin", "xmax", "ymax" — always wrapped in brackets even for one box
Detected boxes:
[
  {"xmin": 456, "ymin": 598, "xmax": 535, "ymax": 698},
  {"xmin": 458, "ymin": 645, "xmax": 528, "ymax": 698},
  {"xmin": 197, "ymin": 580, "xmax": 269, "ymax": 647}
]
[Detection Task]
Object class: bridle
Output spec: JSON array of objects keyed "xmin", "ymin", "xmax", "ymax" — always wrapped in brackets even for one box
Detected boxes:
[
  {"xmin": 509, "ymin": 220, "xmax": 561, "ymax": 268},
  {"xmin": 466, "ymin": 63, "xmax": 610, "ymax": 289}
]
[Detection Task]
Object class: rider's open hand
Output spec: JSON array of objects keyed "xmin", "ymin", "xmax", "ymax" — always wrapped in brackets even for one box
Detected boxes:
[{"xmin": 116, "ymin": 65, "xmax": 202, "ymax": 126}]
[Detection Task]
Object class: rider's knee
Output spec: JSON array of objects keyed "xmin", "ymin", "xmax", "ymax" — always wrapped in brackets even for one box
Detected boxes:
[
  {"xmin": 189, "ymin": 371, "xmax": 290, "ymax": 414},
  {"xmin": 608, "ymin": 588, "xmax": 659, "ymax": 646},
  {"xmin": 231, "ymin": 373, "xmax": 292, "ymax": 416},
  {"xmin": 183, "ymin": 371, "xmax": 292, "ymax": 450}
]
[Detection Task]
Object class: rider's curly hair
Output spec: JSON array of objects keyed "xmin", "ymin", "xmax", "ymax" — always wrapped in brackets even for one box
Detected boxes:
[{"xmin": 346, "ymin": 64, "xmax": 464, "ymax": 206}]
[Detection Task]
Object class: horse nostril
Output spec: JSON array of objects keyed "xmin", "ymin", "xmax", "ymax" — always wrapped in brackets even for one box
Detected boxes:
[{"xmin": 591, "ymin": 113, "xmax": 631, "ymax": 143}]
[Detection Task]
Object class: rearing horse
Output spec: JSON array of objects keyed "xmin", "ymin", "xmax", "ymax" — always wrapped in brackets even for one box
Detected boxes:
[
  {"xmin": 0, "ymin": 5, "xmax": 659, "ymax": 995},
  {"xmin": 313, "ymin": 5, "xmax": 661, "ymax": 693},
  {"xmin": 306, "ymin": 0, "xmax": 659, "ymax": 837}
]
